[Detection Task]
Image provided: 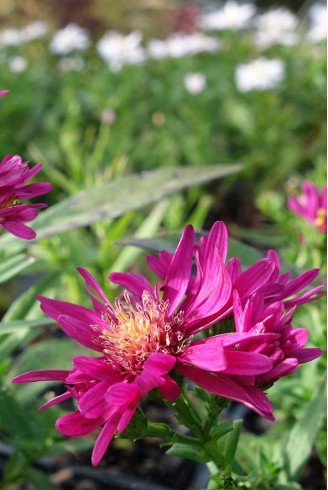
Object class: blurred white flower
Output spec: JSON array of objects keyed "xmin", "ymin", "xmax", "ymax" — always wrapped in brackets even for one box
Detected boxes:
[
  {"xmin": 0, "ymin": 28, "xmax": 23, "ymax": 46},
  {"xmin": 49, "ymin": 23, "xmax": 90, "ymax": 55},
  {"xmin": 97, "ymin": 31, "xmax": 145, "ymax": 71},
  {"xmin": 184, "ymin": 72, "xmax": 207, "ymax": 94},
  {"xmin": 235, "ymin": 57, "xmax": 285, "ymax": 92},
  {"xmin": 307, "ymin": 3, "xmax": 327, "ymax": 43},
  {"xmin": 0, "ymin": 22, "xmax": 47, "ymax": 47},
  {"xmin": 9, "ymin": 56, "xmax": 28, "ymax": 73},
  {"xmin": 147, "ymin": 33, "xmax": 220, "ymax": 59},
  {"xmin": 254, "ymin": 8, "xmax": 299, "ymax": 49},
  {"xmin": 200, "ymin": 1, "xmax": 256, "ymax": 31},
  {"xmin": 21, "ymin": 21, "xmax": 47, "ymax": 42},
  {"xmin": 58, "ymin": 56, "xmax": 85, "ymax": 72}
]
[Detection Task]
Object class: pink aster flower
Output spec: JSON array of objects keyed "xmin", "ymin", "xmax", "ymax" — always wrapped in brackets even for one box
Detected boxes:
[
  {"xmin": 288, "ymin": 180, "xmax": 327, "ymax": 233},
  {"xmin": 0, "ymin": 154, "xmax": 52, "ymax": 239},
  {"xmin": 13, "ymin": 223, "xmax": 275, "ymax": 466}
]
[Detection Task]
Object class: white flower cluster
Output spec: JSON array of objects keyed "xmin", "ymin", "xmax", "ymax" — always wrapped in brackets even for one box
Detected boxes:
[
  {"xmin": 49, "ymin": 23, "xmax": 90, "ymax": 55},
  {"xmin": 0, "ymin": 1, "xmax": 325, "ymax": 84},
  {"xmin": 307, "ymin": 3, "xmax": 327, "ymax": 43},
  {"xmin": 147, "ymin": 33, "xmax": 220, "ymax": 59},
  {"xmin": 235, "ymin": 57, "xmax": 285, "ymax": 92},
  {"xmin": 0, "ymin": 21, "xmax": 47, "ymax": 46},
  {"xmin": 200, "ymin": 1, "xmax": 256, "ymax": 31},
  {"xmin": 253, "ymin": 8, "xmax": 299, "ymax": 49}
]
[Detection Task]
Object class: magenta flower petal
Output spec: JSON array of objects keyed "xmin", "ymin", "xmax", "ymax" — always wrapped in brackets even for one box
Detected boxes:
[
  {"xmin": 233, "ymin": 259, "xmax": 276, "ymax": 300},
  {"xmin": 56, "ymin": 411, "xmax": 102, "ymax": 437},
  {"xmin": 77, "ymin": 267, "xmax": 114, "ymax": 313},
  {"xmin": 37, "ymin": 295, "xmax": 107, "ymax": 331},
  {"xmin": 109, "ymin": 271, "xmax": 154, "ymax": 299},
  {"xmin": 257, "ymin": 359, "xmax": 299, "ymax": 384},
  {"xmin": 39, "ymin": 391, "xmax": 73, "ymax": 411},
  {"xmin": 0, "ymin": 90, "xmax": 9, "ymax": 96},
  {"xmin": 147, "ymin": 250, "xmax": 173, "ymax": 279},
  {"xmin": 177, "ymin": 364, "xmax": 274, "ymax": 420},
  {"xmin": 79, "ymin": 380, "xmax": 113, "ymax": 419},
  {"xmin": 57, "ymin": 315, "xmax": 102, "ymax": 351},
  {"xmin": 15, "ymin": 182, "xmax": 53, "ymax": 199},
  {"xmin": 12, "ymin": 369, "xmax": 70, "ymax": 383},
  {"xmin": 136, "ymin": 352, "xmax": 176, "ymax": 395},
  {"xmin": 222, "ymin": 350, "xmax": 272, "ymax": 375},
  {"xmin": 106, "ymin": 382, "xmax": 140, "ymax": 406},
  {"xmin": 290, "ymin": 347, "xmax": 322, "ymax": 363},
  {"xmin": 72, "ymin": 356, "xmax": 122, "ymax": 380},
  {"xmin": 116, "ymin": 392, "xmax": 140, "ymax": 433},
  {"xmin": 1, "ymin": 220, "xmax": 36, "ymax": 239},
  {"xmin": 158, "ymin": 375, "xmax": 182, "ymax": 401},
  {"xmin": 163, "ymin": 224, "xmax": 194, "ymax": 315},
  {"xmin": 91, "ymin": 417, "xmax": 119, "ymax": 467},
  {"xmin": 178, "ymin": 340, "xmax": 227, "ymax": 371}
]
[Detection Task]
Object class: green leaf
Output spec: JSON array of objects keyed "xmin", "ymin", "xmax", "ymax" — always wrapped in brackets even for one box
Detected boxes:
[
  {"xmin": 0, "ymin": 164, "xmax": 243, "ymax": 253},
  {"xmin": 210, "ymin": 420, "xmax": 234, "ymax": 440},
  {"xmin": 282, "ymin": 378, "xmax": 326, "ymax": 480},
  {"xmin": 0, "ymin": 318, "xmax": 53, "ymax": 335},
  {"xmin": 0, "ymin": 254, "xmax": 35, "ymax": 283},
  {"xmin": 217, "ymin": 419, "xmax": 243, "ymax": 465},
  {"xmin": 26, "ymin": 467, "xmax": 57, "ymax": 490},
  {"xmin": 167, "ymin": 441, "xmax": 210, "ymax": 463}
]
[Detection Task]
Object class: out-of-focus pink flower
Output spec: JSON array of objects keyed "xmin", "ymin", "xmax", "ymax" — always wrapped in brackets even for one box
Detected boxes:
[
  {"xmin": 0, "ymin": 155, "xmax": 52, "ymax": 239},
  {"xmin": 14, "ymin": 222, "xmax": 276, "ymax": 465},
  {"xmin": 0, "ymin": 90, "xmax": 9, "ymax": 96},
  {"xmin": 288, "ymin": 180, "xmax": 327, "ymax": 233}
]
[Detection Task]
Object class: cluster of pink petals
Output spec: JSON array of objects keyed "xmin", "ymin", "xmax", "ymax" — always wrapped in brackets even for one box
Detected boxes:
[
  {"xmin": 288, "ymin": 180, "xmax": 327, "ymax": 233},
  {"xmin": 13, "ymin": 222, "xmax": 323, "ymax": 465},
  {"xmin": 0, "ymin": 154, "xmax": 52, "ymax": 239}
]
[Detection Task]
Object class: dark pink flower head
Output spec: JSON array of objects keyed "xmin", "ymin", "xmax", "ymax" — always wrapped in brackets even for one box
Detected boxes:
[
  {"xmin": 0, "ymin": 90, "xmax": 9, "ymax": 96},
  {"xmin": 288, "ymin": 180, "xmax": 327, "ymax": 233},
  {"xmin": 13, "ymin": 222, "xmax": 275, "ymax": 466},
  {"xmin": 232, "ymin": 290, "xmax": 322, "ymax": 387},
  {"xmin": 0, "ymin": 154, "xmax": 52, "ymax": 239}
]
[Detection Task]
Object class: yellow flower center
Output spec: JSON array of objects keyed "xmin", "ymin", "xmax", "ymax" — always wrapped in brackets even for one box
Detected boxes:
[
  {"xmin": 0, "ymin": 198, "xmax": 16, "ymax": 209},
  {"xmin": 314, "ymin": 208, "xmax": 326, "ymax": 229},
  {"xmin": 99, "ymin": 291, "xmax": 186, "ymax": 375}
]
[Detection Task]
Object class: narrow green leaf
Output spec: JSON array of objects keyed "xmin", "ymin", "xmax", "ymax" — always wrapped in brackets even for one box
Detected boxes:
[
  {"xmin": 0, "ymin": 318, "xmax": 53, "ymax": 335},
  {"xmin": 217, "ymin": 419, "xmax": 243, "ymax": 465},
  {"xmin": 0, "ymin": 255, "xmax": 35, "ymax": 283},
  {"xmin": 209, "ymin": 420, "xmax": 234, "ymax": 440},
  {"xmin": 167, "ymin": 442, "xmax": 210, "ymax": 463},
  {"xmin": 0, "ymin": 164, "xmax": 243, "ymax": 253},
  {"xmin": 282, "ymin": 378, "xmax": 326, "ymax": 480}
]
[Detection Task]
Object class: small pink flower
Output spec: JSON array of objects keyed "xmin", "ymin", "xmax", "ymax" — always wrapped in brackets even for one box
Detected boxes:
[
  {"xmin": 288, "ymin": 180, "xmax": 327, "ymax": 233},
  {"xmin": 0, "ymin": 90, "xmax": 9, "ymax": 96},
  {"xmin": 0, "ymin": 154, "xmax": 52, "ymax": 239},
  {"xmin": 13, "ymin": 223, "xmax": 275, "ymax": 466}
]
